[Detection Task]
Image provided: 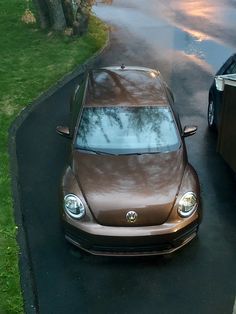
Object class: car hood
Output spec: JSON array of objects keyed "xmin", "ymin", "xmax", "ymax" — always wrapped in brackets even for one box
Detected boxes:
[{"xmin": 73, "ymin": 149, "xmax": 185, "ymax": 227}]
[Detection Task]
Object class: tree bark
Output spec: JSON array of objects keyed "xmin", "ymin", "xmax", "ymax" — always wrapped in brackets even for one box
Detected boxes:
[
  {"xmin": 61, "ymin": 0, "xmax": 74, "ymax": 27},
  {"xmin": 45, "ymin": 0, "xmax": 67, "ymax": 31},
  {"xmin": 32, "ymin": 0, "xmax": 92, "ymax": 35},
  {"xmin": 32, "ymin": 0, "xmax": 50, "ymax": 29},
  {"xmin": 73, "ymin": 0, "xmax": 90, "ymax": 35}
]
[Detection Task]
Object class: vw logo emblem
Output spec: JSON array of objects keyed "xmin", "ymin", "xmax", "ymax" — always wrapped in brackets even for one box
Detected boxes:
[{"xmin": 126, "ymin": 211, "xmax": 138, "ymax": 223}]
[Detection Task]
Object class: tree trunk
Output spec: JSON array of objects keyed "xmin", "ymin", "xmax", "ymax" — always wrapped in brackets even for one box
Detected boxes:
[
  {"xmin": 32, "ymin": 0, "xmax": 50, "ymax": 29},
  {"xmin": 73, "ymin": 1, "xmax": 90, "ymax": 35},
  {"xmin": 61, "ymin": 0, "xmax": 75, "ymax": 27},
  {"xmin": 32, "ymin": 0, "xmax": 92, "ymax": 35},
  {"xmin": 45, "ymin": 0, "xmax": 66, "ymax": 31}
]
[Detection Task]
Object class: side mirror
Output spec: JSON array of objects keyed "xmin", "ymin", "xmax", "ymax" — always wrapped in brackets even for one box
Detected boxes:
[
  {"xmin": 183, "ymin": 125, "xmax": 197, "ymax": 137},
  {"xmin": 56, "ymin": 126, "xmax": 71, "ymax": 138}
]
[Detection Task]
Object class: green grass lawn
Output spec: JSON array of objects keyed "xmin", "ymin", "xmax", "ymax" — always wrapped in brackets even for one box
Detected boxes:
[{"xmin": 0, "ymin": 1, "xmax": 107, "ymax": 313}]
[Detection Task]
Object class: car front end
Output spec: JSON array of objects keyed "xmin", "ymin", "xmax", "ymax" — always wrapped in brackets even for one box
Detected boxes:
[{"xmin": 61, "ymin": 154, "xmax": 201, "ymax": 257}]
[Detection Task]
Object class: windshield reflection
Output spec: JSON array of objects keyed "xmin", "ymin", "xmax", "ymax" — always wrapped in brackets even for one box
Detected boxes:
[
  {"xmin": 76, "ymin": 106, "xmax": 180, "ymax": 155},
  {"xmin": 87, "ymin": 69, "xmax": 166, "ymax": 106}
]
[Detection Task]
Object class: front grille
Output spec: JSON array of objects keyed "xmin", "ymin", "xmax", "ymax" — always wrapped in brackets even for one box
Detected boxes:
[
  {"xmin": 92, "ymin": 242, "xmax": 173, "ymax": 253},
  {"xmin": 64, "ymin": 221, "xmax": 198, "ymax": 256}
]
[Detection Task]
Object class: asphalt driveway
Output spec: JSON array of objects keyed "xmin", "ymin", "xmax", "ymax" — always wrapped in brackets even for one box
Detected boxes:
[{"xmin": 14, "ymin": 1, "xmax": 236, "ymax": 313}]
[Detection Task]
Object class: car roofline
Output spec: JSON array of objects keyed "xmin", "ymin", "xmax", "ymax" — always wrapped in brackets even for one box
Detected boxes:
[{"xmin": 85, "ymin": 66, "xmax": 168, "ymax": 108}]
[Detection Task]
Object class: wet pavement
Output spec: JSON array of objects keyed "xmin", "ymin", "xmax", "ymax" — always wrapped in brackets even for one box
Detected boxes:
[
  {"xmin": 94, "ymin": 0, "xmax": 236, "ymax": 71},
  {"xmin": 15, "ymin": 1, "xmax": 236, "ymax": 313}
]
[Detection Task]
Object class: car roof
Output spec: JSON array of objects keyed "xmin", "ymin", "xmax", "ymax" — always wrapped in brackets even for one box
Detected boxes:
[{"xmin": 85, "ymin": 66, "xmax": 169, "ymax": 107}]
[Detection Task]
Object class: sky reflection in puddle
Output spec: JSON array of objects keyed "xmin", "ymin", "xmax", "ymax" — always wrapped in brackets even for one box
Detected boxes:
[{"xmin": 93, "ymin": 2, "xmax": 235, "ymax": 73}]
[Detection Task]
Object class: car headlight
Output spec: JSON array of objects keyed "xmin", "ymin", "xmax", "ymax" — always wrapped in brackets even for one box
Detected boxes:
[
  {"xmin": 64, "ymin": 194, "xmax": 85, "ymax": 219},
  {"xmin": 178, "ymin": 192, "xmax": 197, "ymax": 217}
]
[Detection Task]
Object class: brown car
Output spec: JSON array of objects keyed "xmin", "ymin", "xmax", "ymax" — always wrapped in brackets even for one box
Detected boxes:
[{"xmin": 57, "ymin": 65, "xmax": 201, "ymax": 256}]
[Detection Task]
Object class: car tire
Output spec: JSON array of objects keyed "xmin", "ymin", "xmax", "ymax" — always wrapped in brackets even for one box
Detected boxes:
[{"xmin": 207, "ymin": 97, "xmax": 216, "ymax": 131}]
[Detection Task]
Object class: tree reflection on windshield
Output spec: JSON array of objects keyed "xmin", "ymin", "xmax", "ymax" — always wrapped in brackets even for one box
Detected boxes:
[{"xmin": 76, "ymin": 106, "xmax": 180, "ymax": 154}]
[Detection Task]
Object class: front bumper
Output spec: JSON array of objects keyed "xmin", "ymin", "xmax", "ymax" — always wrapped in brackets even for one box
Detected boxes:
[{"xmin": 63, "ymin": 220, "xmax": 199, "ymax": 256}]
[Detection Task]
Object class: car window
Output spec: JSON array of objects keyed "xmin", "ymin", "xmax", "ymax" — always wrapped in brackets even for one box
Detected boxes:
[
  {"xmin": 225, "ymin": 62, "xmax": 236, "ymax": 74},
  {"xmin": 86, "ymin": 69, "xmax": 167, "ymax": 106},
  {"xmin": 75, "ymin": 106, "xmax": 180, "ymax": 154}
]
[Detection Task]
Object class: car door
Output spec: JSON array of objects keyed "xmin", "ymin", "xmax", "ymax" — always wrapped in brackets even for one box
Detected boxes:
[{"xmin": 211, "ymin": 54, "xmax": 236, "ymax": 127}]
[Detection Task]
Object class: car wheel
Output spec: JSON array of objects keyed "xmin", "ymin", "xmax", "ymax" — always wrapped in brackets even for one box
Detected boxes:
[{"xmin": 207, "ymin": 98, "xmax": 216, "ymax": 131}]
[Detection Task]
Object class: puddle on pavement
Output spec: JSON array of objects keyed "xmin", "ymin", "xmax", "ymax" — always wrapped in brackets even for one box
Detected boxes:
[{"xmin": 93, "ymin": 1, "xmax": 236, "ymax": 73}]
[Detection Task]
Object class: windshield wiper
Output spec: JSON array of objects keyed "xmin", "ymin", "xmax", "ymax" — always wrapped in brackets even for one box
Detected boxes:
[
  {"xmin": 77, "ymin": 147, "xmax": 116, "ymax": 156},
  {"xmin": 119, "ymin": 151, "xmax": 161, "ymax": 156}
]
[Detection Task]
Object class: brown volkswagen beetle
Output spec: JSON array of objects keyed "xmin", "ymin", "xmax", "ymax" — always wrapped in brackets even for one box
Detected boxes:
[{"xmin": 57, "ymin": 65, "xmax": 201, "ymax": 256}]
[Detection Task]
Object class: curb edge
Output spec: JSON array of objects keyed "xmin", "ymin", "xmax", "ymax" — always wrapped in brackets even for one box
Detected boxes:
[{"xmin": 8, "ymin": 33, "xmax": 110, "ymax": 314}]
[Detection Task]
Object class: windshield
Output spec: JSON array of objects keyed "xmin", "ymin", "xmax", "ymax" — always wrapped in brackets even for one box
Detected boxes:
[{"xmin": 75, "ymin": 106, "xmax": 180, "ymax": 154}]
